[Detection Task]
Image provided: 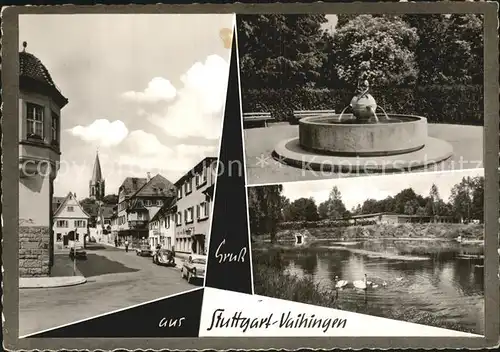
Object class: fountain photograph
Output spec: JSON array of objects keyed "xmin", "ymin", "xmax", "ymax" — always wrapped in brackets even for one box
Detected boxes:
[
  {"xmin": 248, "ymin": 169, "xmax": 485, "ymax": 335},
  {"xmin": 237, "ymin": 14, "xmax": 484, "ymax": 186}
]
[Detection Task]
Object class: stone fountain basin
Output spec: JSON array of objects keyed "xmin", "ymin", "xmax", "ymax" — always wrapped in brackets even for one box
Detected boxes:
[{"xmin": 299, "ymin": 114, "xmax": 427, "ymax": 156}]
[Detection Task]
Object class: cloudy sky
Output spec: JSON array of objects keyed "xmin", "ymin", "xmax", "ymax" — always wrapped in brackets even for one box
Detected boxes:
[
  {"xmin": 281, "ymin": 169, "xmax": 484, "ymax": 210},
  {"xmin": 20, "ymin": 14, "xmax": 234, "ymax": 198}
]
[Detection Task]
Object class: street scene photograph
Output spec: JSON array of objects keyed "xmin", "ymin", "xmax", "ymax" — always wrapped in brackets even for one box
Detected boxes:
[
  {"xmin": 16, "ymin": 13, "xmax": 233, "ymax": 337},
  {"xmin": 237, "ymin": 13, "xmax": 484, "ymax": 186},
  {"xmin": 248, "ymin": 169, "xmax": 485, "ymax": 335}
]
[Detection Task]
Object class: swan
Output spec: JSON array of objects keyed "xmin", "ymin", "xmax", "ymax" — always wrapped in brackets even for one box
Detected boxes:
[
  {"xmin": 372, "ymin": 284, "xmax": 379, "ymax": 289},
  {"xmin": 382, "ymin": 281, "xmax": 388, "ymax": 287},
  {"xmin": 353, "ymin": 274, "xmax": 368, "ymax": 290},
  {"xmin": 334, "ymin": 275, "xmax": 348, "ymax": 289},
  {"xmin": 396, "ymin": 277, "xmax": 404, "ymax": 282}
]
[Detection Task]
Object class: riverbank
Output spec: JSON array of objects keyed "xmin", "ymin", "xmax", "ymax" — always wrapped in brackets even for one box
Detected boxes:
[
  {"xmin": 252, "ymin": 261, "xmax": 479, "ymax": 334},
  {"xmin": 254, "ymin": 222, "xmax": 484, "ymax": 243}
]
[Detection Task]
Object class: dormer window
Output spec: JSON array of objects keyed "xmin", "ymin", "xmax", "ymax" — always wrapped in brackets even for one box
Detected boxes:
[
  {"xmin": 67, "ymin": 206, "xmax": 74, "ymax": 212},
  {"xmin": 26, "ymin": 103, "xmax": 44, "ymax": 139},
  {"xmin": 51, "ymin": 112, "xmax": 59, "ymax": 144}
]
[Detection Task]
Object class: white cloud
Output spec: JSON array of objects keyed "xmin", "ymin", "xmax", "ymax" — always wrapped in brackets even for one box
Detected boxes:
[
  {"xmin": 148, "ymin": 54, "xmax": 229, "ymax": 140},
  {"xmin": 68, "ymin": 119, "xmax": 129, "ymax": 147},
  {"xmin": 121, "ymin": 77, "xmax": 177, "ymax": 103},
  {"xmin": 117, "ymin": 129, "xmax": 218, "ymax": 180}
]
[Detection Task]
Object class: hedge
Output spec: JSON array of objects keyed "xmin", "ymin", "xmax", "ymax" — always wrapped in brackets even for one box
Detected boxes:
[{"xmin": 242, "ymin": 85, "xmax": 483, "ymax": 126}]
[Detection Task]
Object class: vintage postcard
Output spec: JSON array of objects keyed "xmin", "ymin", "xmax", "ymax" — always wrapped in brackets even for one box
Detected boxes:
[{"xmin": 1, "ymin": 1, "xmax": 498, "ymax": 351}]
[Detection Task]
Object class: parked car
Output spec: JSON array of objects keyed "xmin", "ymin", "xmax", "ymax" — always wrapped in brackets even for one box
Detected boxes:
[
  {"xmin": 136, "ymin": 244, "xmax": 153, "ymax": 257},
  {"xmin": 69, "ymin": 242, "xmax": 87, "ymax": 259},
  {"xmin": 181, "ymin": 254, "xmax": 207, "ymax": 283},
  {"xmin": 153, "ymin": 249, "xmax": 176, "ymax": 266}
]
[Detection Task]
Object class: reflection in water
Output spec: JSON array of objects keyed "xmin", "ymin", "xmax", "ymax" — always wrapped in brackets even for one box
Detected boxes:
[{"xmin": 278, "ymin": 240, "xmax": 484, "ymax": 334}]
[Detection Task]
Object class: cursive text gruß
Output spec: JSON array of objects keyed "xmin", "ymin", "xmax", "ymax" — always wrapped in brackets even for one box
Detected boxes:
[{"xmin": 215, "ymin": 239, "xmax": 247, "ymax": 263}]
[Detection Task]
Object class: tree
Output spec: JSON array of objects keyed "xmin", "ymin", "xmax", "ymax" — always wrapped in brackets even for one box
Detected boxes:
[
  {"xmin": 283, "ymin": 197, "xmax": 319, "ymax": 222},
  {"xmin": 102, "ymin": 194, "xmax": 118, "ymax": 205},
  {"xmin": 247, "ymin": 185, "xmax": 283, "ymax": 243},
  {"xmin": 318, "ymin": 200, "xmax": 329, "ymax": 219},
  {"xmin": 326, "ymin": 186, "xmax": 348, "ymax": 219},
  {"xmin": 393, "ymin": 188, "xmax": 419, "ymax": 214},
  {"xmin": 470, "ymin": 176, "xmax": 484, "ymax": 221},
  {"xmin": 428, "ymin": 183, "xmax": 441, "ymax": 216},
  {"xmin": 238, "ymin": 14, "xmax": 328, "ymax": 89},
  {"xmin": 332, "ymin": 15, "xmax": 419, "ymax": 88},
  {"xmin": 403, "ymin": 13, "xmax": 483, "ymax": 85},
  {"xmin": 449, "ymin": 176, "xmax": 476, "ymax": 223},
  {"xmin": 403, "ymin": 199, "xmax": 419, "ymax": 215},
  {"xmin": 280, "ymin": 196, "xmax": 291, "ymax": 221},
  {"xmin": 361, "ymin": 198, "xmax": 380, "ymax": 214}
]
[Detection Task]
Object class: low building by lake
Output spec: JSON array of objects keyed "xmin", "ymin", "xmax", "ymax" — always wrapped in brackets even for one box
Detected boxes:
[{"xmin": 349, "ymin": 212, "xmax": 460, "ymax": 225}]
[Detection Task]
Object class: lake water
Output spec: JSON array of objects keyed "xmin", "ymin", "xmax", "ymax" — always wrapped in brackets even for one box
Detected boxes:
[{"xmin": 271, "ymin": 239, "xmax": 484, "ymax": 334}]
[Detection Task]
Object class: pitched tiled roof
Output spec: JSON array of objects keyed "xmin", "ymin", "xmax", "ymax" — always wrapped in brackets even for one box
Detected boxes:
[
  {"xmin": 132, "ymin": 174, "xmax": 176, "ymax": 198},
  {"xmin": 19, "ymin": 50, "xmax": 57, "ymax": 88},
  {"xmin": 52, "ymin": 196, "xmax": 66, "ymax": 214},
  {"xmin": 18, "ymin": 43, "xmax": 68, "ymax": 107},
  {"xmin": 119, "ymin": 177, "xmax": 148, "ymax": 198},
  {"xmin": 53, "ymin": 192, "xmax": 91, "ymax": 218}
]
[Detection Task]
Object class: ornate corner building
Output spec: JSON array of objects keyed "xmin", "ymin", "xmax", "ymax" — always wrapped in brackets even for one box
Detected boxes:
[{"xmin": 17, "ymin": 42, "xmax": 68, "ymax": 277}]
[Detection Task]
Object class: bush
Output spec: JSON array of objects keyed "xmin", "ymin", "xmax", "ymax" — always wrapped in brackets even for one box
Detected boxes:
[{"xmin": 242, "ymin": 85, "xmax": 483, "ymax": 125}]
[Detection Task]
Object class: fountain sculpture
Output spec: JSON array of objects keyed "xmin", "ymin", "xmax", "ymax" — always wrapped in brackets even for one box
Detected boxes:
[{"xmin": 272, "ymin": 63, "xmax": 454, "ymax": 172}]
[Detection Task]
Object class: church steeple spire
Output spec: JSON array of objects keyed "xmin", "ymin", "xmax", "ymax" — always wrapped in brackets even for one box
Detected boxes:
[
  {"xmin": 91, "ymin": 150, "xmax": 103, "ymax": 183},
  {"xmin": 89, "ymin": 149, "xmax": 105, "ymax": 200}
]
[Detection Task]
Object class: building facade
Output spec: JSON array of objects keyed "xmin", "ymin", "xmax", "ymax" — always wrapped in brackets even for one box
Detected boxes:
[
  {"xmin": 116, "ymin": 173, "xmax": 176, "ymax": 247},
  {"xmin": 16, "ymin": 42, "xmax": 69, "ymax": 277},
  {"xmin": 52, "ymin": 192, "xmax": 90, "ymax": 250},
  {"xmin": 174, "ymin": 157, "xmax": 217, "ymax": 255},
  {"xmin": 148, "ymin": 200, "xmax": 177, "ymax": 251}
]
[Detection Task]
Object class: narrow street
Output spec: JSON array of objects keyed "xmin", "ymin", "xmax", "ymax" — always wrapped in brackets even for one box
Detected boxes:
[{"xmin": 19, "ymin": 244, "xmax": 197, "ymax": 337}]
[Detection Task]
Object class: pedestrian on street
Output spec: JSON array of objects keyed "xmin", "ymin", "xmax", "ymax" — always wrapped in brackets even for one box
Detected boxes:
[
  {"xmin": 125, "ymin": 240, "xmax": 129, "ymax": 252},
  {"xmin": 114, "ymin": 238, "xmax": 118, "ymax": 247}
]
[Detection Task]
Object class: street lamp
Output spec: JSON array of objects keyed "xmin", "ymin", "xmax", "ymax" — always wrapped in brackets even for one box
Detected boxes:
[{"xmin": 73, "ymin": 228, "xmax": 77, "ymax": 276}]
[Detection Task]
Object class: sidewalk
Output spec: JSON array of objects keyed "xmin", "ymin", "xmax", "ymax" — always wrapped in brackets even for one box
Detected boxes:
[
  {"xmin": 20, "ymin": 276, "xmax": 86, "ymax": 289},
  {"xmin": 20, "ymin": 254, "xmax": 86, "ymax": 289}
]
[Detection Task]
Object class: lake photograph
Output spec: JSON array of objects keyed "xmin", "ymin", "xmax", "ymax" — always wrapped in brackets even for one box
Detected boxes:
[{"xmin": 248, "ymin": 169, "xmax": 485, "ymax": 335}]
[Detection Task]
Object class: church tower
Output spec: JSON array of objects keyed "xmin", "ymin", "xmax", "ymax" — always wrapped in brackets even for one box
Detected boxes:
[{"xmin": 89, "ymin": 151, "xmax": 105, "ymax": 201}]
